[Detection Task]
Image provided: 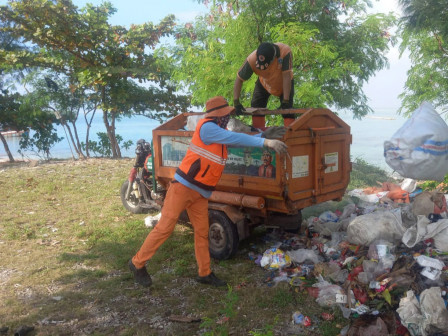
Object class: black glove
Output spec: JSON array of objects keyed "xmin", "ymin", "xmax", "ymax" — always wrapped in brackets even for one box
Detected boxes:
[
  {"xmin": 280, "ymin": 99, "xmax": 290, "ymax": 109},
  {"xmin": 261, "ymin": 126, "xmax": 286, "ymax": 139},
  {"xmin": 233, "ymin": 99, "xmax": 246, "ymax": 116}
]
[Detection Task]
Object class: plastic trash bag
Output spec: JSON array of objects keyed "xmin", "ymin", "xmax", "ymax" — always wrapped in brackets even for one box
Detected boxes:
[
  {"xmin": 396, "ymin": 290, "xmax": 424, "ymax": 336},
  {"xmin": 367, "ymin": 240, "xmax": 396, "ymax": 269},
  {"xmin": 227, "ymin": 118, "xmax": 253, "ymax": 133},
  {"xmin": 319, "ymin": 210, "xmax": 339, "ymax": 223},
  {"xmin": 402, "ymin": 216, "xmax": 448, "ymax": 252},
  {"xmin": 326, "ymin": 262, "xmax": 349, "ymax": 283},
  {"xmin": 347, "ymin": 208, "xmax": 407, "ymax": 245},
  {"xmin": 384, "ymin": 101, "xmax": 448, "ymax": 181},
  {"xmin": 312, "ymin": 220, "xmax": 342, "ymax": 236},
  {"xmin": 144, "ymin": 213, "xmax": 161, "ymax": 228},
  {"xmin": 185, "ymin": 114, "xmax": 203, "ymax": 131},
  {"xmin": 287, "ymin": 248, "xmax": 321, "ymax": 264},
  {"xmin": 340, "ymin": 203, "xmax": 357, "ymax": 220},
  {"xmin": 401, "ymin": 178, "xmax": 417, "ymax": 193},
  {"xmin": 312, "ymin": 275, "xmax": 353, "ymax": 308},
  {"xmin": 358, "ymin": 260, "xmax": 389, "ymax": 285},
  {"xmin": 316, "ymin": 284, "xmax": 346, "ymax": 307},
  {"xmin": 420, "ymin": 287, "xmax": 448, "ymax": 335},
  {"xmin": 398, "ymin": 288, "xmax": 448, "ymax": 336},
  {"xmin": 260, "ymin": 248, "xmax": 291, "ymax": 269},
  {"xmin": 412, "ymin": 191, "xmax": 448, "ymax": 218},
  {"xmin": 347, "ymin": 316, "xmax": 389, "ymax": 336},
  {"xmin": 348, "ymin": 189, "xmax": 386, "ymax": 203}
]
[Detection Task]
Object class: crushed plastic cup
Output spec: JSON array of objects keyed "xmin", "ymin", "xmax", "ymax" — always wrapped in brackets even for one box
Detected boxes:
[
  {"xmin": 303, "ymin": 316, "xmax": 312, "ymax": 327},
  {"xmin": 292, "ymin": 311, "xmax": 304, "ymax": 324}
]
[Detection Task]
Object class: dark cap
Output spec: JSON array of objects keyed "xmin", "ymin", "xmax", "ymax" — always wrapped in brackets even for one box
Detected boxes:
[{"xmin": 256, "ymin": 42, "xmax": 276, "ymax": 70}]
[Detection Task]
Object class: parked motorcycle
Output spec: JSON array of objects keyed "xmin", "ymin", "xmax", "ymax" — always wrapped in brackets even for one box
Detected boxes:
[{"xmin": 120, "ymin": 139, "xmax": 162, "ymax": 213}]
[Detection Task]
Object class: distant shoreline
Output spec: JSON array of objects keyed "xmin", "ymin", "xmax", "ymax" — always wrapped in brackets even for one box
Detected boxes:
[{"xmin": 365, "ymin": 116, "xmax": 396, "ymax": 120}]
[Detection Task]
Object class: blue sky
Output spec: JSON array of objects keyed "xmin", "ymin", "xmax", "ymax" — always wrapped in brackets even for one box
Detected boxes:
[
  {"xmin": 0, "ymin": 0, "xmax": 410, "ymax": 111},
  {"xmin": 71, "ymin": 0, "xmax": 207, "ymax": 25}
]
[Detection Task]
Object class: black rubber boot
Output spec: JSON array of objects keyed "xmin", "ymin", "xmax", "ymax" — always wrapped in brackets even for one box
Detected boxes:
[
  {"xmin": 196, "ymin": 272, "xmax": 227, "ymax": 287},
  {"xmin": 129, "ymin": 260, "xmax": 152, "ymax": 287}
]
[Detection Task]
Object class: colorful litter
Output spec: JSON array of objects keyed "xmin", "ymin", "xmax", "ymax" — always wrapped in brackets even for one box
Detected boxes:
[{"xmin": 248, "ymin": 178, "xmax": 448, "ymax": 335}]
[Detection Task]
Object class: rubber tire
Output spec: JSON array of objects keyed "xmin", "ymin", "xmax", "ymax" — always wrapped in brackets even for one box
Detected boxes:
[
  {"xmin": 120, "ymin": 180, "xmax": 144, "ymax": 214},
  {"xmin": 208, "ymin": 210, "xmax": 239, "ymax": 260}
]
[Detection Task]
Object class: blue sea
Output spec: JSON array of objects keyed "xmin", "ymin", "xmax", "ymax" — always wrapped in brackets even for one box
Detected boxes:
[{"xmin": 0, "ymin": 108, "xmax": 407, "ymax": 171}]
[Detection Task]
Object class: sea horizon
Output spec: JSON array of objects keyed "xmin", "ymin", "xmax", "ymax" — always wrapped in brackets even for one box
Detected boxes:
[{"xmin": 1, "ymin": 108, "xmax": 407, "ymax": 171}]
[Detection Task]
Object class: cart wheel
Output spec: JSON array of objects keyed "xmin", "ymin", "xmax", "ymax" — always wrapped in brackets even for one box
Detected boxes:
[
  {"xmin": 208, "ymin": 210, "xmax": 239, "ymax": 260},
  {"xmin": 120, "ymin": 180, "xmax": 144, "ymax": 214}
]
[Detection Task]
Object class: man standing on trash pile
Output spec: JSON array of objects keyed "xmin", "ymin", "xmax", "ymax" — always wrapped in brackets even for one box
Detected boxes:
[
  {"xmin": 129, "ymin": 96, "xmax": 288, "ymax": 287},
  {"xmin": 233, "ymin": 42, "xmax": 295, "ymax": 129}
]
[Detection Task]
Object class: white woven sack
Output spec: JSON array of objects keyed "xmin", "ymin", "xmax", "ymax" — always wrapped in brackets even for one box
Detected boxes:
[{"xmin": 384, "ymin": 102, "xmax": 448, "ymax": 181}]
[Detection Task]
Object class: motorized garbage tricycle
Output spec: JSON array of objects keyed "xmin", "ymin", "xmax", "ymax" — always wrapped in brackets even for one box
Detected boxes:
[{"xmin": 121, "ymin": 107, "xmax": 352, "ymax": 260}]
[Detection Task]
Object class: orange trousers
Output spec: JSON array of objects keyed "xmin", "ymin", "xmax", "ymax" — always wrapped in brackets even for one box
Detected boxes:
[{"xmin": 132, "ymin": 182, "xmax": 211, "ymax": 277}]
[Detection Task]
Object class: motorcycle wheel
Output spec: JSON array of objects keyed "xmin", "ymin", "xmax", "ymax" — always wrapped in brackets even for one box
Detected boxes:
[
  {"xmin": 208, "ymin": 210, "xmax": 239, "ymax": 260},
  {"xmin": 120, "ymin": 180, "xmax": 144, "ymax": 214}
]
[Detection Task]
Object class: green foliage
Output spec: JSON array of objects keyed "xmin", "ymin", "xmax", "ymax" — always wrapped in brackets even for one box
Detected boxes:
[
  {"xmin": 0, "ymin": 0, "xmax": 189, "ymax": 116},
  {"xmin": 271, "ymin": 287, "xmax": 294, "ymax": 307},
  {"xmin": 0, "ymin": 90, "xmax": 22, "ymax": 130},
  {"xmin": 0, "ymin": 21, "xmax": 31, "ymax": 137},
  {"xmin": 0, "ymin": 0, "xmax": 190, "ymax": 158},
  {"xmin": 349, "ymin": 157, "xmax": 391, "ymax": 189},
  {"xmin": 17, "ymin": 119, "xmax": 62, "ymax": 160},
  {"xmin": 249, "ymin": 316, "xmax": 279, "ymax": 336},
  {"xmin": 219, "ymin": 286, "xmax": 239, "ymax": 319},
  {"xmin": 170, "ymin": 0, "xmax": 396, "ymax": 118},
  {"xmin": 81, "ymin": 132, "xmax": 133, "ymax": 157},
  {"xmin": 200, "ymin": 286, "xmax": 239, "ymax": 335},
  {"xmin": 420, "ymin": 176, "xmax": 448, "ymax": 193},
  {"xmin": 398, "ymin": 0, "xmax": 448, "ymax": 115}
]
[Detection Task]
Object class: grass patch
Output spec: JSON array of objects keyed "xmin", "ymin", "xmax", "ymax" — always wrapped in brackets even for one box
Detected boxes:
[
  {"xmin": 0, "ymin": 157, "xmax": 386, "ymax": 335},
  {"xmin": 349, "ymin": 157, "xmax": 392, "ymax": 189}
]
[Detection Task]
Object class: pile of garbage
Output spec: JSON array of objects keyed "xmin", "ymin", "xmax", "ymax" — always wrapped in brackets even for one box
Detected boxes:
[{"xmin": 250, "ymin": 178, "xmax": 448, "ymax": 336}]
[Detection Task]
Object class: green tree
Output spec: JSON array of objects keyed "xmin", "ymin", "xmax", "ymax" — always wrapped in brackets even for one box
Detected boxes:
[
  {"xmin": 398, "ymin": 0, "xmax": 448, "ymax": 115},
  {"xmin": 0, "ymin": 0, "xmax": 190, "ymax": 158},
  {"xmin": 23, "ymin": 71, "xmax": 107, "ymax": 159},
  {"xmin": 0, "ymin": 21, "xmax": 24, "ymax": 162},
  {"xmin": 0, "ymin": 21, "xmax": 59, "ymax": 162},
  {"xmin": 0, "ymin": 90, "xmax": 21, "ymax": 162},
  {"xmin": 170, "ymin": 0, "xmax": 396, "ymax": 119}
]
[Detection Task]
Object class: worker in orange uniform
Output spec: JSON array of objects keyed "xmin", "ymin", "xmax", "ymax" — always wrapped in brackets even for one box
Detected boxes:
[
  {"xmin": 129, "ymin": 96, "xmax": 287, "ymax": 287},
  {"xmin": 233, "ymin": 42, "xmax": 295, "ymax": 129}
]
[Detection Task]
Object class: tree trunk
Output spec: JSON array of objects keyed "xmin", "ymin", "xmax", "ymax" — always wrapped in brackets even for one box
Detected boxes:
[
  {"xmin": 101, "ymin": 86, "xmax": 119, "ymax": 158},
  {"xmin": 110, "ymin": 112, "xmax": 121, "ymax": 157},
  {"xmin": 63, "ymin": 122, "xmax": 81, "ymax": 159},
  {"xmin": 0, "ymin": 133, "xmax": 15, "ymax": 162},
  {"xmin": 102, "ymin": 110, "xmax": 119, "ymax": 158},
  {"xmin": 83, "ymin": 108, "xmax": 96, "ymax": 158},
  {"xmin": 70, "ymin": 121, "xmax": 86, "ymax": 159},
  {"xmin": 85, "ymin": 123, "xmax": 91, "ymax": 157}
]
